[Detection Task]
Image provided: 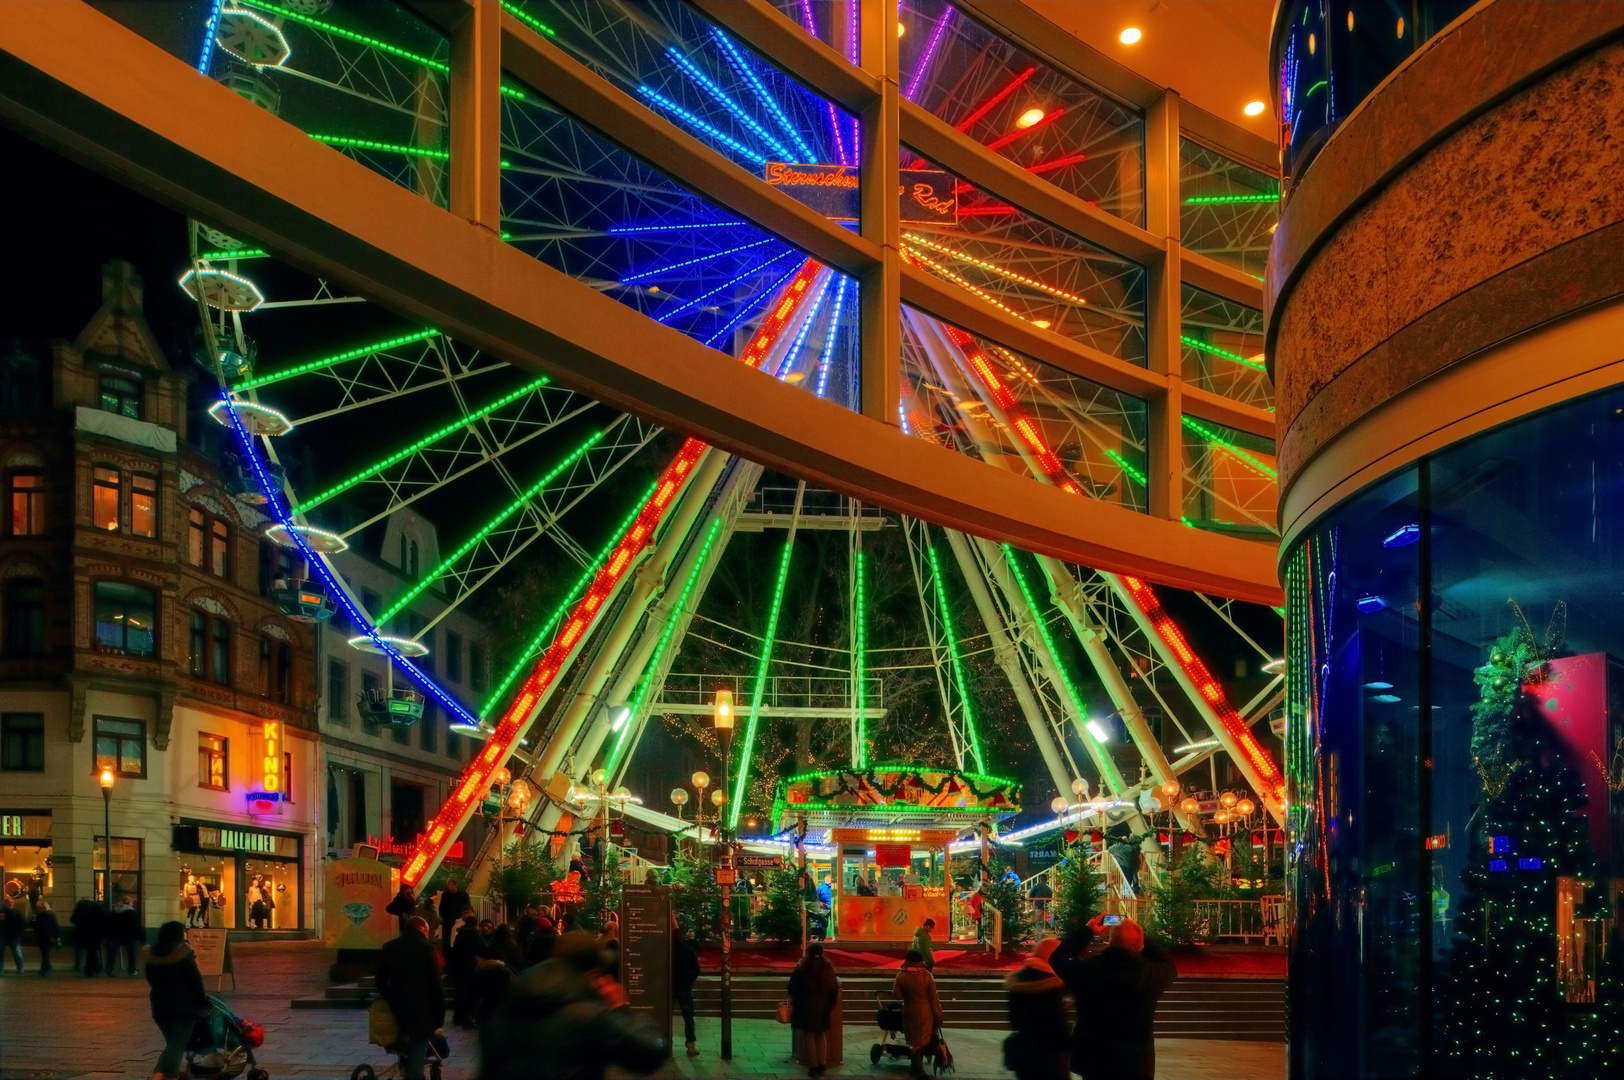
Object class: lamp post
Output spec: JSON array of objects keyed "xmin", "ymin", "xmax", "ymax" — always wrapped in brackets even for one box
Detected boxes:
[
  {"xmin": 713, "ymin": 689, "xmax": 735, "ymax": 1060},
  {"xmin": 99, "ymin": 767, "xmax": 114, "ymax": 915}
]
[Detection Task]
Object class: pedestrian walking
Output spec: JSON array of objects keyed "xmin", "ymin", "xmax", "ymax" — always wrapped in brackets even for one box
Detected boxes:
[
  {"xmin": 1004, "ymin": 937, "xmax": 1069, "ymax": 1080},
  {"xmin": 911, "ymin": 917, "xmax": 937, "ymax": 972},
  {"xmin": 892, "ymin": 948, "xmax": 943, "ymax": 1079},
  {"xmin": 527, "ymin": 915, "xmax": 558, "ymax": 967},
  {"xmin": 386, "ymin": 883, "xmax": 417, "ymax": 936},
  {"xmin": 470, "ymin": 946, "xmax": 515, "ymax": 1029},
  {"xmin": 672, "ymin": 923, "xmax": 701, "ymax": 1057},
  {"xmin": 2, "ymin": 896, "xmax": 26, "ymax": 973},
  {"xmin": 110, "ymin": 896, "xmax": 142, "ymax": 974},
  {"xmin": 788, "ymin": 942, "xmax": 839, "ymax": 1078},
  {"xmin": 143, "ymin": 921, "xmax": 211, "ymax": 1080},
  {"xmin": 449, "ymin": 910, "xmax": 485, "ymax": 1027},
  {"xmin": 375, "ymin": 916, "xmax": 446, "ymax": 1080},
  {"xmin": 437, "ymin": 878, "xmax": 471, "ymax": 960},
  {"xmin": 1050, "ymin": 915, "xmax": 1176, "ymax": 1080},
  {"xmin": 479, "ymin": 931, "xmax": 667, "ymax": 1080},
  {"xmin": 70, "ymin": 897, "xmax": 104, "ymax": 975},
  {"xmin": 31, "ymin": 899, "xmax": 58, "ymax": 975}
]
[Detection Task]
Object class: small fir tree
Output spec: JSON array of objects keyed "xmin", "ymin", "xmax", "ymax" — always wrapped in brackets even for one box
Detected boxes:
[
  {"xmin": 1050, "ymin": 841, "xmax": 1103, "ymax": 940},
  {"xmin": 981, "ymin": 852, "xmax": 1035, "ymax": 948},
  {"xmin": 1439, "ymin": 620, "xmax": 1598, "ymax": 1080},
  {"xmin": 667, "ymin": 848, "xmax": 722, "ymax": 944},
  {"xmin": 1146, "ymin": 844, "xmax": 1228, "ymax": 945},
  {"xmin": 577, "ymin": 849, "xmax": 624, "ymax": 934},
  {"xmin": 751, "ymin": 866, "xmax": 807, "ymax": 944},
  {"xmin": 489, "ymin": 833, "xmax": 563, "ymax": 921}
]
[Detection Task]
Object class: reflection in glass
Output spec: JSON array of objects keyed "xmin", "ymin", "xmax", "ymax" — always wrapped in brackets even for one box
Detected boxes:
[
  {"xmin": 899, "ymin": 0, "xmax": 1144, "ymax": 225},
  {"xmin": 1179, "ymin": 286, "xmax": 1270, "ymax": 410},
  {"xmin": 1178, "ymin": 140, "xmax": 1277, "ymax": 280},
  {"xmin": 901, "ymin": 145, "xmax": 1146, "ymax": 365},
  {"xmin": 1182, "ymin": 418, "xmax": 1277, "ymax": 537},
  {"xmin": 901, "ymin": 306, "xmax": 1147, "ymax": 510}
]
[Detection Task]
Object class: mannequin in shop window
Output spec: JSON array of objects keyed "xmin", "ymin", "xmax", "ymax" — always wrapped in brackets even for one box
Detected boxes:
[{"xmin": 182, "ymin": 877, "xmax": 200, "ymax": 927}]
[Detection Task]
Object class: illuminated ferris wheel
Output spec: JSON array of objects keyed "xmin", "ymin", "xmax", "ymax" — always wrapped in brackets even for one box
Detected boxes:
[{"xmin": 186, "ymin": 0, "xmax": 1285, "ymax": 889}]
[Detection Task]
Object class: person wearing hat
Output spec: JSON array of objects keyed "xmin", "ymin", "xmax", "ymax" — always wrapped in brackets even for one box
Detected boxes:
[
  {"xmin": 1050, "ymin": 915, "xmax": 1176, "ymax": 1080},
  {"xmin": 1004, "ymin": 937, "xmax": 1069, "ymax": 1080},
  {"xmin": 480, "ymin": 931, "xmax": 667, "ymax": 1080}
]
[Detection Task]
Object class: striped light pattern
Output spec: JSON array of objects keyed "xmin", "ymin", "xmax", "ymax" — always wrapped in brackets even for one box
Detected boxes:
[
  {"xmin": 852, "ymin": 549, "xmax": 868, "ymax": 767},
  {"xmin": 308, "ymin": 133, "xmax": 449, "ymax": 160},
  {"xmin": 927, "ymin": 541, "xmax": 984, "ymax": 771},
  {"xmin": 1180, "ymin": 334, "xmax": 1266, "ymax": 372},
  {"xmin": 1182, "ymin": 416, "xmax": 1278, "ymax": 479},
  {"xmin": 941, "ymin": 324, "xmax": 1081, "ymax": 495},
  {"xmin": 904, "ymin": 233, "xmax": 1090, "ymax": 306},
  {"xmin": 234, "ymin": 329, "xmax": 440, "ymax": 391},
  {"xmin": 730, "ymin": 535, "xmax": 797, "ymax": 827}
]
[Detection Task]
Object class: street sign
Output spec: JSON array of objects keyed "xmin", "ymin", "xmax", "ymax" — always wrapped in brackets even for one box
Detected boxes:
[
  {"xmin": 619, "ymin": 885, "xmax": 673, "ymax": 1042},
  {"xmin": 715, "ymin": 867, "xmax": 737, "ymax": 886},
  {"xmin": 735, "ymin": 853, "xmax": 784, "ymax": 871}
]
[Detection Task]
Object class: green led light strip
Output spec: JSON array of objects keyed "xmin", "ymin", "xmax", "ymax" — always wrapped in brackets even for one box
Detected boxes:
[
  {"xmin": 1002, "ymin": 545, "xmax": 1124, "ymax": 791},
  {"xmin": 604, "ymin": 518, "xmax": 726, "ymax": 771},
  {"xmin": 234, "ymin": 329, "xmax": 439, "ymax": 391},
  {"xmin": 479, "ymin": 481, "xmax": 658, "ymax": 719},
  {"xmin": 1184, "ymin": 193, "xmax": 1278, "ymax": 204},
  {"xmin": 1104, "ymin": 449, "xmax": 1148, "ymax": 488},
  {"xmin": 308, "ymin": 134, "xmax": 449, "ymax": 160},
  {"xmin": 500, "ymin": 84, "xmax": 527, "ymax": 100},
  {"xmin": 292, "ymin": 378, "xmax": 548, "ymax": 513},
  {"xmin": 853, "ymin": 550, "xmax": 868, "ymax": 769},
  {"xmin": 926, "ymin": 542, "xmax": 984, "ymax": 771},
  {"xmin": 731, "ymin": 536, "xmax": 796, "ymax": 827},
  {"xmin": 501, "ymin": 2, "xmax": 558, "ymax": 38},
  {"xmin": 1182, "ymin": 416, "xmax": 1278, "ymax": 479},
  {"xmin": 1180, "ymin": 334, "xmax": 1266, "ymax": 372},
  {"xmin": 198, "ymin": 248, "xmax": 267, "ymax": 261},
  {"xmin": 239, "ymin": 0, "xmax": 449, "ymax": 71},
  {"xmin": 781, "ymin": 764, "xmax": 1019, "ymax": 787},
  {"xmin": 376, "ymin": 429, "xmax": 608, "ymax": 626}
]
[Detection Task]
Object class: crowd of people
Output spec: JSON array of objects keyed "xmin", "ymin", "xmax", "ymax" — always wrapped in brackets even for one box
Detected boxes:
[{"xmin": 0, "ymin": 893, "xmax": 143, "ymax": 977}]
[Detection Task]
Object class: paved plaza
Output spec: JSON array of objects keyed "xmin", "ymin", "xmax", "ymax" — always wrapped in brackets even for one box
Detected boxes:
[{"xmin": 0, "ymin": 943, "xmax": 1284, "ymax": 1080}]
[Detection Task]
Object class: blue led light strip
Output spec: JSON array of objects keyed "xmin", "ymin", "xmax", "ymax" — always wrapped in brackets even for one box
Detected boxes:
[
  {"xmin": 621, "ymin": 237, "xmax": 778, "ymax": 284},
  {"xmin": 218, "ymin": 395, "xmax": 479, "ymax": 728},
  {"xmin": 774, "ymin": 271, "xmax": 834, "ymax": 379},
  {"xmin": 609, "ymin": 220, "xmax": 743, "ymax": 235},
  {"xmin": 198, "ymin": 0, "xmax": 225, "ymax": 73},
  {"xmin": 704, "ymin": 263, "xmax": 808, "ymax": 348},
  {"xmin": 904, "ymin": 7, "xmax": 955, "ymax": 103},
  {"xmin": 655, "ymin": 250, "xmax": 798, "ymax": 325},
  {"xmin": 710, "ymin": 28, "xmax": 818, "ymax": 163},
  {"xmin": 815, "ymin": 278, "xmax": 850, "ymax": 398},
  {"xmin": 666, "ymin": 48, "xmax": 795, "ymax": 160},
  {"xmin": 638, "ymin": 86, "xmax": 768, "ymax": 165}
]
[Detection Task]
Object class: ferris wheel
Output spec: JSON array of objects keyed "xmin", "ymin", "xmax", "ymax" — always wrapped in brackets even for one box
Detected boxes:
[{"xmin": 185, "ymin": 0, "xmax": 1285, "ymax": 889}]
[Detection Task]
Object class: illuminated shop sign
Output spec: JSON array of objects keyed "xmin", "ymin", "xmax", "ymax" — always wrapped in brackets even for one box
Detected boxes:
[
  {"xmin": 0, "ymin": 812, "xmax": 51, "ymax": 839},
  {"xmin": 763, "ymin": 162, "xmax": 957, "ymax": 225},
  {"xmin": 197, "ymin": 825, "xmax": 298, "ymax": 857}
]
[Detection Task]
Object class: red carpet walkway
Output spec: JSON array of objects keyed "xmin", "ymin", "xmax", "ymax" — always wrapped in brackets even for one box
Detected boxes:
[{"xmin": 698, "ymin": 942, "xmax": 1284, "ymax": 978}]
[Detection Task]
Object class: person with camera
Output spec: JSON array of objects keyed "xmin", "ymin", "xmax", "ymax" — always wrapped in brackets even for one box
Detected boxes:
[{"xmin": 1050, "ymin": 914, "xmax": 1176, "ymax": 1080}]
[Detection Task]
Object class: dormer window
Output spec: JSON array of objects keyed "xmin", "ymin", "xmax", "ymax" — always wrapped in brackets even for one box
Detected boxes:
[{"xmin": 99, "ymin": 374, "xmax": 142, "ymax": 419}]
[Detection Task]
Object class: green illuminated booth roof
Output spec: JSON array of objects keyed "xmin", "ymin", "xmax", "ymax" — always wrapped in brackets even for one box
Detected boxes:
[{"xmin": 773, "ymin": 764, "xmax": 1021, "ymax": 830}]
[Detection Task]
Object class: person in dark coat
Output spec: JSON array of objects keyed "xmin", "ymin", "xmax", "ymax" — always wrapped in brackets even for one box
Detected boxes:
[
  {"xmin": 2, "ymin": 896, "xmax": 26, "ymax": 974},
  {"xmin": 788, "ymin": 942, "xmax": 839, "ymax": 1078},
  {"xmin": 672, "ymin": 923, "xmax": 701, "ymax": 1057},
  {"xmin": 490, "ymin": 923, "xmax": 524, "ymax": 971},
  {"xmin": 1005, "ymin": 937, "xmax": 1069, "ymax": 1080},
  {"xmin": 436, "ymin": 879, "xmax": 471, "ymax": 959},
  {"xmin": 1050, "ymin": 915, "xmax": 1177, "ymax": 1080},
  {"xmin": 480, "ymin": 931, "xmax": 667, "ymax": 1080},
  {"xmin": 109, "ymin": 897, "xmax": 142, "ymax": 974},
  {"xmin": 375, "ymin": 916, "xmax": 445, "ymax": 1080},
  {"xmin": 143, "ymin": 921, "xmax": 210, "ymax": 1080},
  {"xmin": 386, "ymin": 884, "xmax": 417, "ymax": 937},
  {"xmin": 31, "ymin": 900, "xmax": 58, "ymax": 975},
  {"xmin": 470, "ymin": 947, "xmax": 516, "ymax": 1028},
  {"xmin": 892, "ymin": 949, "xmax": 942, "ymax": 1079},
  {"xmin": 448, "ymin": 911, "xmax": 485, "ymax": 1027},
  {"xmin": 71, "ymin": 897, "xmax": 105, "ymax": 975},
  {"xmin": 527, "ymin": 915, "xmax": 558, "ymax": 967}
]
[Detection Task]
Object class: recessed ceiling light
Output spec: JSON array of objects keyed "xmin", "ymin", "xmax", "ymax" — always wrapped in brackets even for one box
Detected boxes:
[
  {"xmin": 1244, "ymin": 100, "xmax": 1267, "ymax": 117},
  {"xmin": 1119, "ymin": 27, "xmax": 1142, "ymax": 44},
  {"xmin": 1016, "ymin": 107, "xmax": 1046, "ymax": 129},
  {"xmin": 897, "ymin": 21, "xmax": 906, "ymax": 36}
]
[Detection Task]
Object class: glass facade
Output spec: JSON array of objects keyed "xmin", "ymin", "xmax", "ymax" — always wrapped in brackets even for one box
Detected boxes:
[{"xmin": 1285, "ymin": 385, "xmax": 1624, "ymax": 1078}]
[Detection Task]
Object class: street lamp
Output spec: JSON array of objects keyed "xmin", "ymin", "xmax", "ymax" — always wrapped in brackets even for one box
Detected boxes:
[
  {"xmin": 713, "ymin": 689, "xmax": 735, "ymax": 1061},
  {"xmin": 99, "ymin": 767, "xmax": 114, "ymax": 915}
]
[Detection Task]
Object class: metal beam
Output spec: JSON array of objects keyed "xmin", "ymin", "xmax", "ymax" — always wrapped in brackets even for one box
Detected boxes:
[{"xmin": 690, "ymin": 0, "xmax": 880, "ymax": 116}]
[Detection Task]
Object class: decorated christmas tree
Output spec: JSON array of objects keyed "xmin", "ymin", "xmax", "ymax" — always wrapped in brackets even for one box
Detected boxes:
[
  {"xmin": 667, "ymin": 847, "xmax": 722, "ymax": 943},
  {"xmin": 1439, "ymin": 617, "xmax": 1598, "ymax": 1079},
  {"xmin": 981, "ymin": 852, "xmax": 1035, "ymax": 948},
  {"xmin": 1049, "ymin": 839, "xmax": 1103, "ymax": 940},
  {"xmin": 751, "ymin": 865, "xmax": 807, "ymax": 944}
]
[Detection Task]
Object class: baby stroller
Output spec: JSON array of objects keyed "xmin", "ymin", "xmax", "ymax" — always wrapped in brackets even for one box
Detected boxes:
[
  {"xmin": 352, "ymin": 993, "xmax": 450, "ymax": 1080},
  {"xmin": 186, "ymin": 995, "xmax": 268, "ymax": 1080},
  {"xmin": 869, "ymin": 993, "xmax": 951, "ymax": 1073}
]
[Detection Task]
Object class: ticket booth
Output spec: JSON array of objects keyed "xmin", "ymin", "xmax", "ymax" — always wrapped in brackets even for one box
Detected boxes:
[{"xmin": 774, "ymin": 766, "xmax": 1020, "ymax": 944}]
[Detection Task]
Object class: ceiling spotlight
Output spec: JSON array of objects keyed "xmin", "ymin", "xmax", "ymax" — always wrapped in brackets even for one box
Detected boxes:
[
  {"xmin": 1119, "ymin": 27, "xmax": 1142, "ymax": 44},
  {"xmin": 897, "ymin": 21, "xmax": 906, "ymax": 36},
  {"xmin": 1244, "ymin": 100, "xmax": 1267, "ymax": 117},
  {"xmin": 1016, "ymin": 107, "xmax": 1046, "ymax": 129}
]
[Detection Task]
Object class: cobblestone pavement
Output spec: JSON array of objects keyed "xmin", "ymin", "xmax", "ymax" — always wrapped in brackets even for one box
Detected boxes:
[{"xmin": 0, "ymin": 942, "xmax": 1283, "ymax": 1080}]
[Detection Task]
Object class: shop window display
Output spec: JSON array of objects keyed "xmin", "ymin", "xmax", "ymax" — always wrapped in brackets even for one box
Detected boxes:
[
  {"xmin": 92, "ymin": 836, "xmax": 142, "ymax": 908},
  {"xmin": 1284, "ymin": 383, "xmax": 1624, "ymax": 1078}
]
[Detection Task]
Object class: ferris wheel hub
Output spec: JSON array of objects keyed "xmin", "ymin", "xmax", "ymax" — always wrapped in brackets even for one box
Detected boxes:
[
  {"xmin": 209, "ymin": 399, "xmax": 292, "ymax": 436},
  {"xmin": 347, "ymin": 634, "xmax": 430, "ymax": 658},
  {"xmin": 265, "ymin": 522, "xmax": 348, "ymax": 553},
  {"xmin": 180, "ymin": 267, "xmax": 265, "ymax": 311}
]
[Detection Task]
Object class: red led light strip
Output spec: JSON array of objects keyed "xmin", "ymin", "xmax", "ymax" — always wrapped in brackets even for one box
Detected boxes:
[
  {"xmin": 402, "ymin": 259, "xmax": 823, "ymax": 885},
  {"xmin": 1116, "ymin": 574, "xmax": 1285, "ymax": 798},
  {"xmin": 954, "ymin": 66, "xmax": 1037, "ymax": 132},
  {"xmin": 985, "ymin": 107, "xmax": 1066, "ymax": 152},
  {"xmin": 939, "ymin": 314, "xmax": 1287, "ymax": 804},
  {"xmin": 1026, "ymin": 151, "xmax": 1088, "ymax": 175}
]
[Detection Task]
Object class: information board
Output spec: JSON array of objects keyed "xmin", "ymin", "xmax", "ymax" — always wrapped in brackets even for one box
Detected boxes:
[
  {"xmin": 188, "ymin": 928, "xmax": 230, "ymax": 977},
  {"xmin": 619, "ymin": 885, "xmax": 673, "ymax": 1042}
]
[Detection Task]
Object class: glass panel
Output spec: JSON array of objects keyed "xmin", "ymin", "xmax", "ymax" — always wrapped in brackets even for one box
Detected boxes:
[
  {"xmin": 244, "ymin": 860, "xmax": 297, "ymax": 929},
  {"xmin": 901, "ymin": 305, "xmax": 1148, "ymax": 510},
  {"xmin": 130, "ymin": 474, "xmax": 157, "ymax": 538},
  {"xmin": 180, "ymin": 858, "xmax": 233, "ymax": 928},
  {"xmin": 514, "ymin": 2, "xmax": 861, "ymax": 180},
  {"xmin": 212, "ymin": 619, "xmax": 232, "ymax": 685},
  {"xmin": 1178, "ymin": 139, "xmax": 1277, "ymax": 280},
  {"xmin": 10, "ymin": 472, "xmax": 45, "ymax": 535},
  {"xmin": 899, "ymin": 0, "xmax": 1144, "ymax": 226},
  {"xmin": 92, "ymin": 467, "xmax": 119, "ymax": 531},
  {"xmin": 94, "ymin": 583, "xmax": 157, "ymax": 657},
  {"xmin": 501, "ymin": 79, "xmax": 859, "ymax": 407},
  {"xmin": 902, "ymin": 144, "xmax": 1147, "ymax": 365},
  {"xmin": 92, "ymin": 837, "xmax": 142, "ymax": 907},
  {"xmin": 766, "ymin": 1, "xmax": 853, "ymax": 58},
  {"xmin": 1179, "ymin": 285, "xmax": 1271, "ymax": 410},
  {"xmin": 188, "ymin": 0, "xmax": 453, "ymax": 206},
  {"xmin": 190, "ymin": 611, "xmax": 207, "ymax": 677},
  {"xmin": 1181, "ymin": 416, "xmax": 1277, "ymax": 537}
]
